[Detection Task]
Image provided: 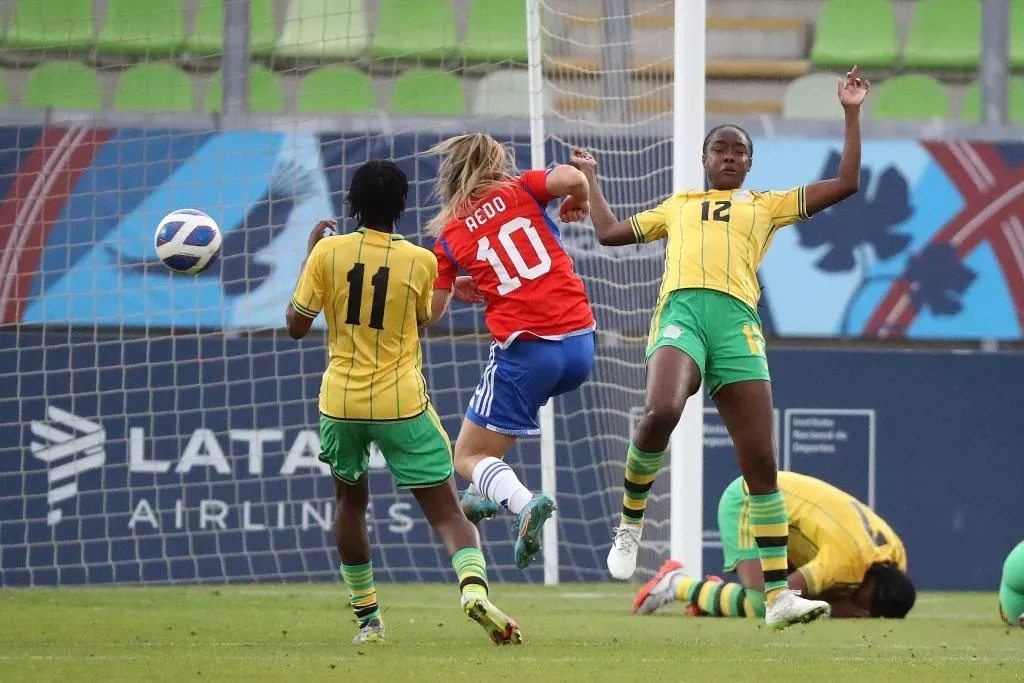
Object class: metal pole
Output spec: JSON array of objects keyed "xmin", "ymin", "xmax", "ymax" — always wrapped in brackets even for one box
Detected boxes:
[
  {"xmin": 222, "ymin": 0, "xmax": 251, "ymax": 121},
  {"xmin": 980, "ymin": 0, "xmax": 1010, "ymax": 125},
  {"xmin": 669, "ymin": 0, "xmax": 705, "ymax": 579},
  {"xmin": 525, "ymin": 0, "xmax": 559, "ymax": 586},
  {"xmin": 602, "ymin": 0, "xmax": 631, "ymax": 123}
]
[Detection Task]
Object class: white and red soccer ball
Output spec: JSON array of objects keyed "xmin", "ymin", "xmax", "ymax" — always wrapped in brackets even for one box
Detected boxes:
[{"xmin": 155, "ymin": 209, "xmax": 223, "ymax": 274}]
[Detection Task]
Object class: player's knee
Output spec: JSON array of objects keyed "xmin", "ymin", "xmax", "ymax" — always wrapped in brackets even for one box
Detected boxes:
[{"xmin": 640, "ymin": 399, "xmax": 685, "ymax": 441}]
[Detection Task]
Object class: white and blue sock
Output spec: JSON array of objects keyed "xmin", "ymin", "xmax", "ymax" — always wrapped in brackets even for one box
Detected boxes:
[{"xmin": 471, "ymin": 456, "xmax": 533, "ymax": 515}]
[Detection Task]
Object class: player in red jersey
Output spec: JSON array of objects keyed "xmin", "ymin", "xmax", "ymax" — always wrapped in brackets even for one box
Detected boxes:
[{"xmin": 426, "ymin": 133, "xmax": 596, "ymax": 570}]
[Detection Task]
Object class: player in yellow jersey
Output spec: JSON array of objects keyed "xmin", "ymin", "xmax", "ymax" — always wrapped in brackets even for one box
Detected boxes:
[
  {"xmin": 573, "ymin": 66, "xmax": 871, "ymax": 628},
  {"xmin": 285, "ymin": 160, "xmax": 521, "ymax": 646},
  {"xmin": 633, "ymin": 472, "xmax": 915, "ymax": 620}
]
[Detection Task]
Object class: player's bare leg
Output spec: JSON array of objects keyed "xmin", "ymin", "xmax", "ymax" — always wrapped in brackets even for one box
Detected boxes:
[
  {"xmin": 453, "ymin": 420, "xmax": 555, "ymax": 569},
  {"xmin": 608, "ymin": 347, "xmax": 700, "ymax": 580},
  {"xmin": 412, "ymin": 478, "xmax": 522, "ymax": 645},
  {"xmin": 333, "ymin": 476, "xmax": 386, "ymax": 643},
  {"xmin": 714, "ymin": 380, "xmax": 829, "ymax": 628}
]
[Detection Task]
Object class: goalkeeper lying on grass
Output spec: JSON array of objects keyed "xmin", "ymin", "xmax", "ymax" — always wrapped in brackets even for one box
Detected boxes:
[{"xmin": 634, "ymin": 472, "xmax": 915, "ymax": 620}]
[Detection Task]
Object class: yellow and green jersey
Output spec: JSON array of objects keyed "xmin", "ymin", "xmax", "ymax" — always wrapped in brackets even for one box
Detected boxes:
[
  {"xmin": 290, "ymin": 228, "xmax": 437, "ymax": 421},
  {"xmin": 629, "ymin": 187, "xmax": 809, "ymax": 311},
  {"xmin": 741, "ymin": 472, "xmax": 907, "ymax": 597}
]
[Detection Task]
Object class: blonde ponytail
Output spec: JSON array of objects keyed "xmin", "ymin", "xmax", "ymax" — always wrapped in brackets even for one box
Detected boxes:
[{"xmin": 426, "ymin": 134, "xmax": 518, "ymax": 234}]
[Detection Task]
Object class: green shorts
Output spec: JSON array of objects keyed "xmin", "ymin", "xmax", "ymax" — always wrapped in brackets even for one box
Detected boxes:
[
  {"xmin": 717, "ymin": 476, "xmax": 767, "ymax": 616},
  {"xmin": 318, "ymin": 406, "xmax": 453, "ymax": 489},
  {"xmin": 718, "ymin": 476, "xmax": 760, "ymax": 572},
  {"xmin": 647, "ymin": 288, "xmax": 770, "ymax": 396},
  {"xmin": 1000, "ymin": 541, "xmax": 1024, "ymax": 627}
]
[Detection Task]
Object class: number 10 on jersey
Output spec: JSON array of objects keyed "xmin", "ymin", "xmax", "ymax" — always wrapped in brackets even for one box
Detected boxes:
[{"xmin": 476, "ymin": 217, "xmax": 552, "ymax": 295}]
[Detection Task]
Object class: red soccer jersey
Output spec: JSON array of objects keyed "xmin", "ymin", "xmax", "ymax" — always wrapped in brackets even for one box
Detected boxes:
[{"xmin": 433, "ymin": 169, "xmax": 595, "ymax": 346}]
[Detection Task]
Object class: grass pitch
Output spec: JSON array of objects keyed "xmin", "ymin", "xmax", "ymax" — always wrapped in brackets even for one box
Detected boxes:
[{"xmin": 0, "ymin": 584, "xmax": 1020, "ymax": 682}]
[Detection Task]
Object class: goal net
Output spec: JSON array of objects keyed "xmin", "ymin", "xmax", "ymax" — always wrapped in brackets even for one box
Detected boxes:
[{"xmin": 0, "ymin": 0, "xmax": 702, "ymax": 587}]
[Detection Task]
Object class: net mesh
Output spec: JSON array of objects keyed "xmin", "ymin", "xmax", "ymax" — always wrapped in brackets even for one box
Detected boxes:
[{"xmin": 0, "ymin": 0, "xmax": 691, "ymax": 586}]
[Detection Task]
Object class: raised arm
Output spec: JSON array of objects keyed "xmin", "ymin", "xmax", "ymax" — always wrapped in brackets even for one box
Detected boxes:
[
  {"xmin": 569, "ymin": 149, "xmax": 638, "ymax": 246},
  {"xmin": 804, "ymin": 65, "xmax": 870, "ymax": 216}
]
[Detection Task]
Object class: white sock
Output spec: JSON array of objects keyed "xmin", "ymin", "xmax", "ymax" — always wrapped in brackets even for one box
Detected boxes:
[{"xmin": 471, "ymin": 456, "xmax": 534, "ymax": 515}]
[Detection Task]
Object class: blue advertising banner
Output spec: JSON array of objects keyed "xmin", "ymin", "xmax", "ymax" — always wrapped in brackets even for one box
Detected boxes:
[
  {"xmin": 2, "ymin": 126, "xmax": 1022, "ymax": 339},
  {"xmin": 2, "ymin": 330, "xmax": 1021, "ymax": 591}
]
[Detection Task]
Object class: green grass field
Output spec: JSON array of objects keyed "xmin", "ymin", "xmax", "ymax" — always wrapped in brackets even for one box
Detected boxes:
[{"xmin": 0, "ymin": 585, "xmax": 1020, "ymax": 682}]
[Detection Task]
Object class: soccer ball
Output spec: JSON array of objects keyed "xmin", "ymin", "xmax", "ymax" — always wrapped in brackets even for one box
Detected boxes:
[{"xmin": 155, "ymin": 209, "xmax": 223, "ymax": 274}]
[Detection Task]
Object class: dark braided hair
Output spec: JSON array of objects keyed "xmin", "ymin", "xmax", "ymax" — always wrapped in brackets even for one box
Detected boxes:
[
  {"xmin": 347, "ymin": 159, "xmax": 409, "ymax": 229},
  {"xmin": 866, "ymin": 562, "xmax": 916, "ymax": 618},
  {"xmin": 702, "ymin": 124, "xmax": 754, "ymax": 157}
]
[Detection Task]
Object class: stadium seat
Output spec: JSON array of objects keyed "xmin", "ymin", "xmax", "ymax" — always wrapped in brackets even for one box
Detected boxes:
[
  {"xmin": 471, "ymin": 70, "xmax": 531, "ymax": 117},
  {"xmin": 23, "ymin": 62, "xmax": 102, "ymax": 110},
  {"xmin": 961, "ymin": 78, "xmax": 1024, "ymax": 122},
  {"xmin": 461, "ymin": 0, "xmax": 528, "ymax": 64},
  {"xmin": 97, "ymin": 0, "xmax": 185, "ymax": 57},
  {"xmin": 373, "ymin": 0, "xmax": 457, "ymax": 60},
  {"xmin": 276, "ymin": 0, "xmax": 369, "ymax": 60},
  {"xmin": 904, "ymin": 0, "xmax": 981, "ymax": 69},
  {"xmin": 296, "ymin": 66, "xmax": 375, "ymax": 114},
  {"xmin": 187, "ymin": 0, "xmax": 276, "ymax": 58},
  {"xmin": 1013, "ymin": 0, "xmax": 1024, "ymax": 69},
  {"xmin": 7, "ymin": 0, "xmax": 95, "ymax": 51},
  {"xmin": 115, "ymin": 65, "xmax": 194, "ymax": 112},
  {"xmin": 871, "ymin": 75, "xmax": 949, "ymax": 120},
  {"xmin": 206, "ymin": 66, "xmax": 284, "ymax": 114},
  {"xmin": 782, "ymin": 73, "xmax": 845, "ymax": 120},
  {"xmin": 390, "ymin": 69, "xmax": 465, "ymax": 115},
  {"xmin": 809, "ymin": 0, "xmax": 898, "ymax": 69}
]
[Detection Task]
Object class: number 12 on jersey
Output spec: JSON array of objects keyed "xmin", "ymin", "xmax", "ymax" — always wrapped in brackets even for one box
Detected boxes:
[{"xmin": 476, "ymin": 217, "xmax": 552, "ymax": 295}]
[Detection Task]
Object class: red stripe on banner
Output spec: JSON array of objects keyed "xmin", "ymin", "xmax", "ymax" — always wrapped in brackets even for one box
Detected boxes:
[{"xmin": 0, "ymin": 127, "xmax": 112, "ymax": 324}]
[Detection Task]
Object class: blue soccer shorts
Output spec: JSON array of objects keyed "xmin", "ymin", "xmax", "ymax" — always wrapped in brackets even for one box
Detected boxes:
[{"xmin": 466, "ymin": 332, "xmax": 595, "ymax": 437}]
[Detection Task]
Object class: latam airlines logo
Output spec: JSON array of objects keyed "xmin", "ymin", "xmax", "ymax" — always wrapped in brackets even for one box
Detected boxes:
[
  {"xmin": 28, "ymin": 406, "xmax": 408, "ymax": 532},
  {"xmin": 30, "ymin": 406, "xmax": 106, "ymax": 526}
]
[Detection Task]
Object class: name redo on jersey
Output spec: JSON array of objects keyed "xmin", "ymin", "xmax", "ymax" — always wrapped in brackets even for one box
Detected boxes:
[{"xmin": 433, "ymin": 169, "xmax": 595, "ymax": 346}]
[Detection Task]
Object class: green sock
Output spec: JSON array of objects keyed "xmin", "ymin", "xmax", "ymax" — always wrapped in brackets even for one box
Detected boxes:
[
  {"xmin": 340, "ymin": 562, "xmax": 380, "ymax": 626},
  {"xmin": 748, "ymin": 491, "xmax": 790, "ymax": 605},
  {"xmin": 621, "ymin": 442, "xmax": 664, "ymax": 526},
  {"xmin": 452, "ymin": 548, "xmax": 489, "ymax": 601},
  {"xmin": 674, "ymin": 576, "xmax": 765, "ymax": 618}
]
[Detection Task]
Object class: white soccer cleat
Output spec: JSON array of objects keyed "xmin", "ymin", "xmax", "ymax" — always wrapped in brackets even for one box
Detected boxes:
[
  {"xmin": 764, "ymin": 589, "xmax": 831, "ymax": 629},
  {"xmin": 607, "ymin": 523, "xmax": 643, "ymax": 580},
  {"xmin": 632, "ymin": 560, "xmax": 684, "ymax": 615}
]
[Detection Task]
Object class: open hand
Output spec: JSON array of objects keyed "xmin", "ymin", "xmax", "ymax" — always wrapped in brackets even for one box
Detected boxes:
[
  {"xmin": 838, "ymin": 65, "xmax": 870, "ymax": 109},
  {"xmin": 452, "ymin": 276, "xmax": 486, "ymax": 304},
  {"xmin": 569, "ymin": 147, "xmax": 597, "ymax": 176},
  {"xmin": 307, "ymin": 219, "xmax": 336, "ymax": 255},
  {"xmin": 559, "ymin": 195, "xmax": 590, "ymax": 223}
]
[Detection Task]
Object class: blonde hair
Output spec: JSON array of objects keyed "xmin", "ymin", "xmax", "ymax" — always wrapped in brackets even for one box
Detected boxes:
[{"xmin": 426, "ymin": 134, "xmax": 518, "ymax": 234}]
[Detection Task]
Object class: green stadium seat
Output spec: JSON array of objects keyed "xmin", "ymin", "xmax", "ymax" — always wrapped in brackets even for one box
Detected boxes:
[
  {"xmin": 390, "ymin": 68, "xmax": 464, "ymax": 114},
  {"xmin": 782, "ymin": 73, "xmax": 845, "ymax": 120},
  {"xmin": 7, "ymin": 0, "xmax": 95, "ymax": 52},
  {"xmin": 1012, "ymin": 0, "xmax": 1024, "ymax": 69},
  {"xmin": 471, "ymin": 70, "xmax": 531, "ymax": 116},
  {"xmin": 373, "ymin": 0, "xmax": 457, "ymax": 61},
  {"xmin": 871, "ymin": 75, "xmax": 949, "ymax": 120},
  {"xmin": 187, "ymin": 0, "xmax": 276, "ymax": 58},
  {"xmin": 23, "ymin": 62, "xmax": 102, "ymax": 110},
  {"xmin": 296, "ymin": 66, "xmax": 375, "ymax": 114},
  {"xmin": 904, "ymin": 0, "xmax": 981, "ymax": 69},
  {"xmin": 115, "ymin": 65, "xmax": 194, "ymax": 112},
  {"xmin": 276, "ymin": 0, "xmax": 369, "ymax": 59},
  {"xmin": 97, "ymin": 0, "xmax": 185, "ymax": 57},
  {"xmin": 461, "ymin": 0, "xmax": 528, "ymax": 64},
  {"xmin": 206, "ymin": 66, "xmax": 284, "ymax": 114},
  {"xmin": 810, "ymin": 0, "xmax": 898, "ymax": 69},
  {"xmin": 961, "ymin": 78, "xmax": 1024, "ymax": 122}
]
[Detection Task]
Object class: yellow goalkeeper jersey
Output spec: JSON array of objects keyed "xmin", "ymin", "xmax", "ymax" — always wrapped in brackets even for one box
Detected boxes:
[
  {"xmin": 290, "ymin": 228, "xmax": 437, "ymax": 421},
  {"xmin": 771, "ymin": 472, "xmax": 907, "ymax": 597},
  {"xmin": 629, "ymin": 186, "xmax": 809, "ymax": 311}
]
